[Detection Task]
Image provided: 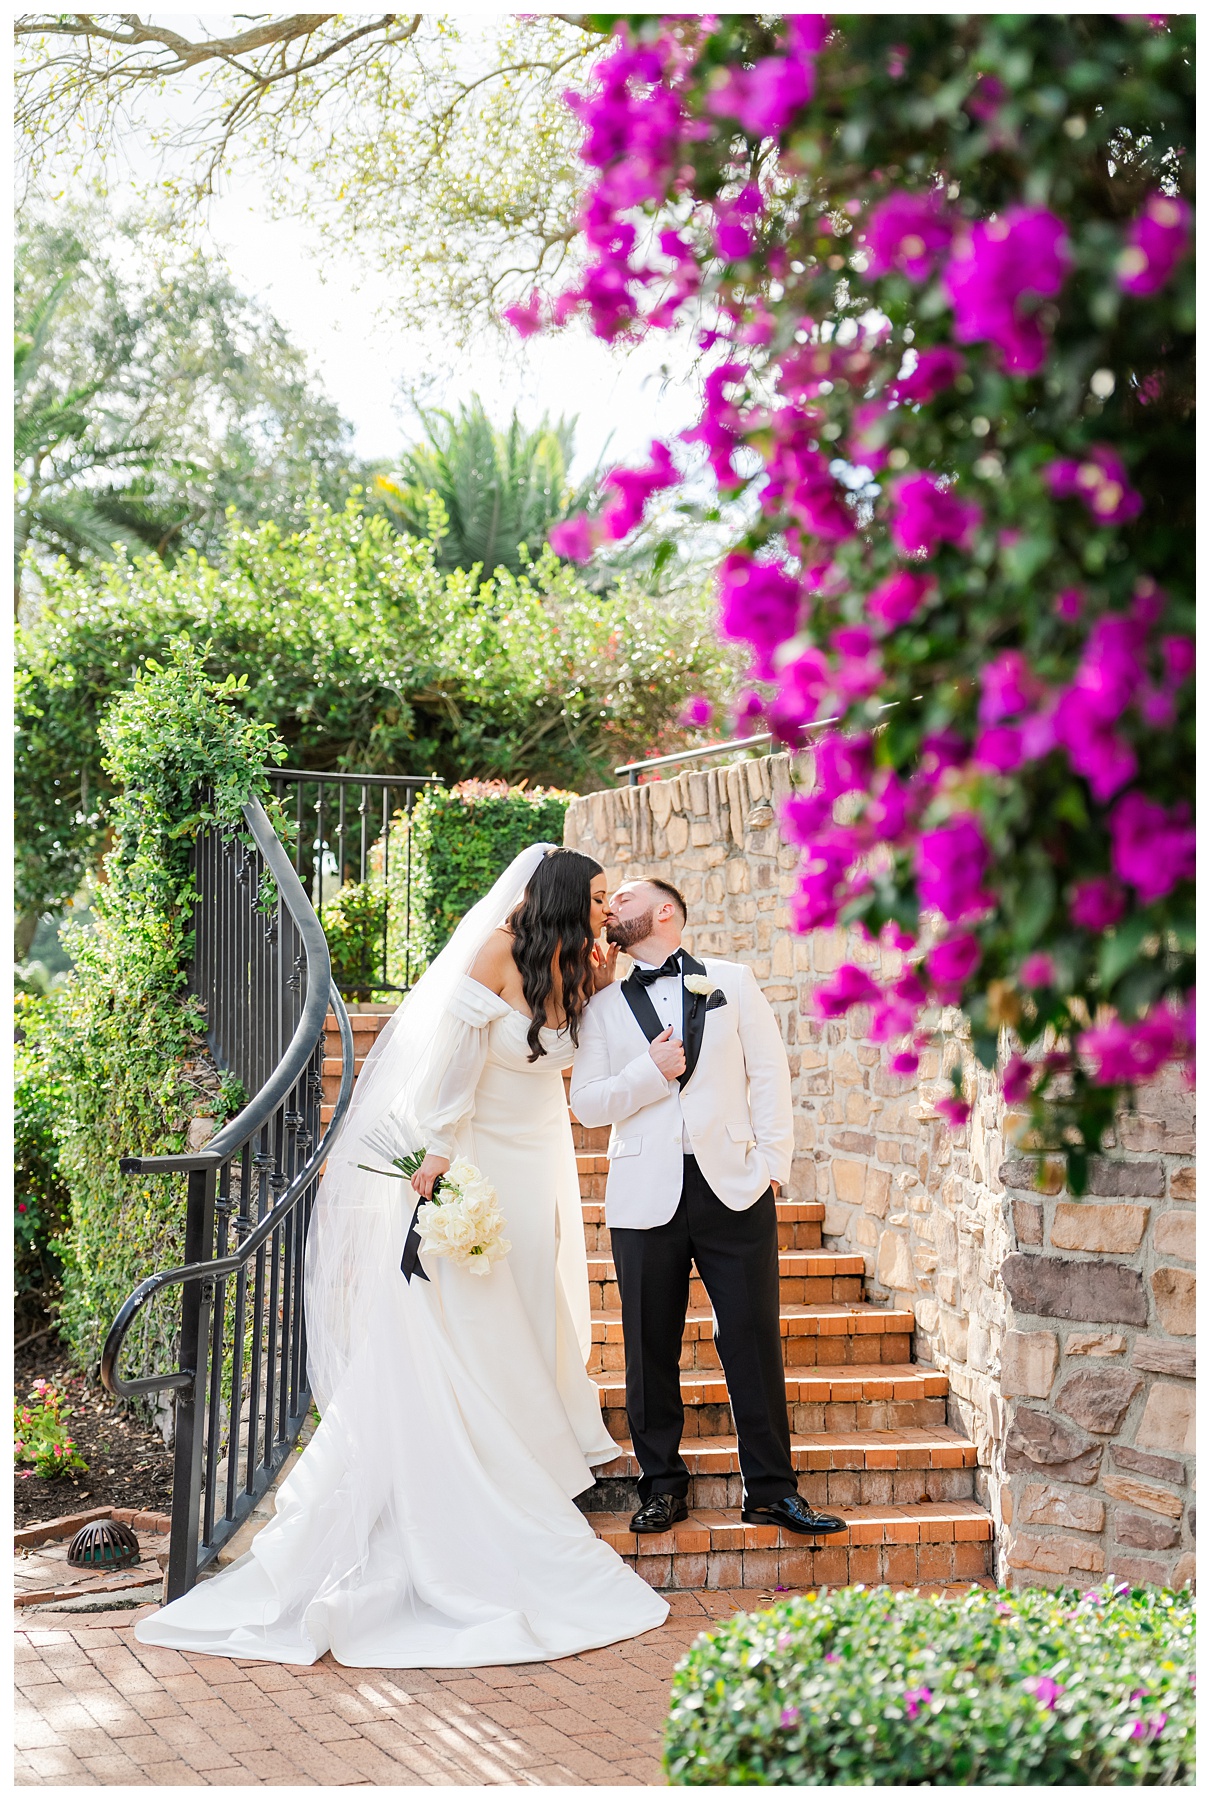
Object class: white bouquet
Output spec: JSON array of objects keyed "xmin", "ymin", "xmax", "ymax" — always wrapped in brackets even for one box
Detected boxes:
[
  {"xmin": 359, "ymin": 1132, "xmax": 512, "ymax": 1276},
  {"xmin": 414, "ymin": 1157, "xmax": 512, "ymax": 1275}
]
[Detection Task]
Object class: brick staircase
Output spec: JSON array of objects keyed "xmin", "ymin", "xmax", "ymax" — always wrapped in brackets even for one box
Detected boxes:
[{"xmin": 323, "ymin": 1008, "xmax": 995, "ymax": 1592}]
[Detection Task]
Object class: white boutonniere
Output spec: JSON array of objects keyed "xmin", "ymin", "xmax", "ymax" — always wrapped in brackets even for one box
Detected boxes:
[{"xmin": 684, "ymin": 973, "xmax": 728, "ymax": 1011}]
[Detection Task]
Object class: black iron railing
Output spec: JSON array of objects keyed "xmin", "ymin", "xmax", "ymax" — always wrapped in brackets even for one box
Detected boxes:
[
  {"xmin": 265, "ymin": 768, "xmax": 443, "ymax": 998},
  {"xmin": 101, "ymin": 797, "xmax": 356, "ymax": 1601}
]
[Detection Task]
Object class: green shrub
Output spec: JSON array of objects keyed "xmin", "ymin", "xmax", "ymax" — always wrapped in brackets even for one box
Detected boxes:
[
  {"xmin": 14, "ymin": 1379, "xmax": 89, "ymax": 1480},
  {"xmin": 405, "ymin": 779, "xmax": 576, "ymax": 965},
  {"xmin": 323, "ymin": 879, "xmax": 389, "ymax": 1001},
  {"xmin": 14, "ymin": 991, "xmax": 72, "ymax": 1305},
  {"xmin": 43, "ymin": 637, "xmax": 282, "ymax": 1385},
  {"xmin": 665, "ymin": 1583, "xmax": 1195, "ymax": 1786}
]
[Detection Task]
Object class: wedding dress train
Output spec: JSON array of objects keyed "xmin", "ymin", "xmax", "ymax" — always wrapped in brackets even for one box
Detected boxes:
[{"xmin": 134, "ymin": 851, "xmax": 668, "ymax": 1667}]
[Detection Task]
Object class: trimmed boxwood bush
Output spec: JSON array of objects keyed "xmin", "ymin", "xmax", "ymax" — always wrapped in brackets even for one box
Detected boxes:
[
  {"xmin": 664, "ymin": 1583, "xmax": 1194, "ymax": 1786},
  {"xmin": 406, "ymin": 779, "xmax": 576, "ymax": 965}
]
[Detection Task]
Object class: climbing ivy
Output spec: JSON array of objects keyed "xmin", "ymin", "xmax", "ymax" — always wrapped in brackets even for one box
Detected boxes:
[{"xmin": 43, "ymin": 638, "xmax": 283, "ymax": 1389}]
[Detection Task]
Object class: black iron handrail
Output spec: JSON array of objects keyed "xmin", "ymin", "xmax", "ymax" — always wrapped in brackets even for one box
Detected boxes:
[
  {"xmin": 100, "ymin": 795, "xmax": 357, "ymax": 1600},
  {"xmin": 265, "ymin": 767, "xmax": 444, "ymax": 999},
  {"xmin": 615, "ymin": 701, "xmax": 906, "ymax": 784}
]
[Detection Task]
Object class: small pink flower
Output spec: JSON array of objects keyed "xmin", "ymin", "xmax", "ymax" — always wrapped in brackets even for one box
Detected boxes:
[
  {"xmin": 1045, "ymin": 446, "xmax": 1143, "ymax": 525},
  {"xmin": 862, "ymin": 190, "xmax": 953, "ymax": 281},
  {"xmin": 1024, "ymin": 1673, "xmax": 1065, "ymax": 1710},
  {"xmin": 927, "ymin": 931, "xmax": 982, "ymax": 1000},
  {"xmin": 813, "ymin": 964, "xmax": 880, "ymax": 1018},
  {"xmin": 945, "ymin": 207, "xmax": 1070, "ymax": 375},
  {"xmin": 678, "ymin": 695, "xmax": 713, "ymax": 730},
  {"xmin": 548, "ymin": 515, "xmax": 597, "ymax": 562},
  {"xmin": 866, "ymin": 569, "xmax": 938, "ymax": 630},
  {"xmin": 1019, "ymin": 952, "xmax": 1056, "ymax": 989},
  {"xmin": 890, "ymin": 473, "xmax": 981, "ymax": 558},
  {"xmin": 1001, "ymin": 1054, "xmax": 1035, "ymax": 1106},
  {"xmin": 903, "ymin": 1685, "xmax": 933, "ymax": 1720},
  {"xmin": 502, "ymin": 290, "xmax": 546, "ymax": 337},
  {"xmin": 1069, "ymin": 876, "xmax": 1126, "ymax": 931},
  {"xmin": 1118, "ymin": 192, "xmax": 1192, "ymax": 296},
  {"xmin": 889, "ymin": 1048, "xmax": 920, "ymax": 1077},
  {"xmin": 1053, "ymin": 586, "xmax": 1084, "ymax": 623},
  {"xmin": 780, "ymin": 1704, "xmax": 801, "ymax": 1727},
  {"xmin": 892, "ymin": 346, "xmax": 965, "ymax": 405}
]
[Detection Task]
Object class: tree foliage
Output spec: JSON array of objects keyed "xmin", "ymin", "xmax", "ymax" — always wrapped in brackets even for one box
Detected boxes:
[
  {"xmin": 536, "ymin": 13, "xmax": 1194, "ymax": 1184},
  {"xmin": 15, "ymin": 207, "xmax": 362, "ymax": 607},
  {"xmin": 16, "ymin": 500, "xmax": 733, "ymax": 921},
  {"xmin": 371, "ymin": 395, "xmax": 601, "ymax": 578},
  {"xmin": 15, "ymin": 14, "xmax": 605, "ymax": 340}
]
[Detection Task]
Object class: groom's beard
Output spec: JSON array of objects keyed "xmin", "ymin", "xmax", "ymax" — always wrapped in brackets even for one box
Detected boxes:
[{"xmin": 606, "ymin": 908, "xmax": 655, "ymax": 950}]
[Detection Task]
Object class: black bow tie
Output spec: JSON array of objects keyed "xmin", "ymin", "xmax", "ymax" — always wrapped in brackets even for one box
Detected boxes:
[{"xmin": 631, "ymin": 954, "xmax": 682, "ymax": 987}]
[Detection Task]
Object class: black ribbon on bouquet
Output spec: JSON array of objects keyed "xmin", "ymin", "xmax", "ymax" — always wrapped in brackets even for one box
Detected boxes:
[{"xmin": 400, "ymin": 1175, "xmax": 443, "ymax": 1283}]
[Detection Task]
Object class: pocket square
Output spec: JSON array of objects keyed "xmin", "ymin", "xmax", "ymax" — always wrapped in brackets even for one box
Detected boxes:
[{"xmin": 705, "ymin": 989, "xmax": 728, "ymax": 1011}]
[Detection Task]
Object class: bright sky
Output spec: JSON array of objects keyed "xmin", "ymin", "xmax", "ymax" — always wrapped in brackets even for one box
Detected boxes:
[{"xmin": 203, "ymin": 168, "xmax": 702, "ymax": 479}]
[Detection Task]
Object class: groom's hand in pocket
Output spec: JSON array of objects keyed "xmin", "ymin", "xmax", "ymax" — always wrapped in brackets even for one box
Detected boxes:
[{"xmin": 649, "ymin": 1025, "xmax": 686, "ymax": 1079}]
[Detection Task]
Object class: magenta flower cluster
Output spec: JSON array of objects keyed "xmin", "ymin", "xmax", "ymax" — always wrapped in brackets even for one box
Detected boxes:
[{"xmin": 512, "ymin": 15, "xmax": 1194, "ymax": 1134}]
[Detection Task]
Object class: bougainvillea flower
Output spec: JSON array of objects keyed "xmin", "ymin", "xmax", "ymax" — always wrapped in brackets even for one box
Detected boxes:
[
  {"xmin": 865, "ymin": 769, "xmax": 910, "ymax": 840},
  {"xmin": 891, "ymin": 346, "xmax": 965, "ymax": 405},
  {"xmin": 1019, "ymin": 952, "xmax": 1056, "ymax": 988},
  {"xmin": 1079, "ymin": 1002, "xmax": 1189, "ymax": 1085},
  {"xmin": 601, "ymin": 439, "xmax": 677, "ymax": 538},
  {"xmin": 1118, "ymin": 192, "xmax": 1192, "ymax": 296},
  {"xmin": 548, "ymin": 514, "xmax": 597, "ymax": 561},
  {"xmin": 1069, "ymin": 876, "xmax": 1127, "ymax": 931},
  {"xmin": 1053, "ymin": 690, "xmax": 1138, "ymax": 801},
  {"xmin": 861, "ymin": 190, "xmax": 953, "ymax": 280},
  {"xmin": 979, "ymin": 650, "xmax": 1042, "ymax": 724},
  {"xmin": 945, "ymin": 206, "xmax": 1071, "ymax": 374},
  {"xmin": 889, "ymin": 473, "xmax": 982, "ymax": 557},
  {"xmin": 1045, "ymin": 445, "xmax": 1143, "ymax": 524},
  {"xmin": 502, "ymin": 290, "xmax": 545, "ymax": 337},
  {"xmin": 713, "ymin": 182, "xmax": 764, "ymax": 259},
  {"xmin": 865, "ymin": 568, "xmax": 938, "ymax": 629},
  {"xmin": 791, "ymin": 828, "xmax": 863, "ymax": 930},
  {"xmin": 707, "ymin": 55, "xmax": 814, "ymax": 141},
  {"xmin": 813, "ymin": 731, "xmax": 874, "ymax": 799},
  {"xmin": 1110, "ymin": 791, "xmax": 1196, "ymax": 904},
  {"xmin": 717, "ymin": 552, "xmax": 802, "ymax": 670},
  {"xmin": 1024, "ymin": 1675, "xmax": 1066, "ymax": 1710},
  {"xmin": 767, "ymin": 647, "xmax": 832, "ymax": 743},
  {"xmin": 927, "ymin": 932, "xmax": 983, "ymax": 999},
  {"xmin": 916, "ymin": 817, "xmax": 993, "ymax": 922},
  {"xmin": 1001, "ymin": 1054, "xmax": 1035, "ymax": 1104},
  {"xmin": 812, "ymin": 962, "xmax": 881, "ymax": 1017},
  {"xmin": 1053, "ymin": 586, "xmax": 1084, "ymax": 622},
  {"xmin": 678, "ymin": 695, "xmax": 713, "ymax": 729},
  {"xmin": 974, "ymin": 726, "xmax": 1025, "ymax": 773},
  {"xmin": 936, "ymin": 1095, "xmax": 971, "ymax": 1129}
]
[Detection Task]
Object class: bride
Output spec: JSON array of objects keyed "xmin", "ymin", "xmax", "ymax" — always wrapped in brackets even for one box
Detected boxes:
[{"xmin": 135, "ymin": 844, "xmax": 669, "ymax": 1667}]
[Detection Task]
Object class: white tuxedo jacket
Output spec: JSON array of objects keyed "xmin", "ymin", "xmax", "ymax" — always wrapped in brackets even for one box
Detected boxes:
[{"xmin": 569, "ymin": 956, "xmax": 794, "ymax": 1230}]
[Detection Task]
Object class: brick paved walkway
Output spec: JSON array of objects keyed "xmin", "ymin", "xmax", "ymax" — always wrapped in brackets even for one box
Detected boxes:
[{"xmin": 15, "ymin": 1591, "xmax": 757, "ymax": 1786}]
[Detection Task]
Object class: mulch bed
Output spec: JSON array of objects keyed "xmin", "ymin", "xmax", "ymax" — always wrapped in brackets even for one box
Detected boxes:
[{"xmin": 14, "ymin": 1331, "xmax": 174, "ymax": 1531}]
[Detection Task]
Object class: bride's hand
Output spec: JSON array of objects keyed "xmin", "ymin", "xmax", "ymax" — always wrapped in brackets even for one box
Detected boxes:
[
  {"xmin": 590, "ymin": 939, "xmax": 619, "ymax": 990},
  {"xmin": 412, "ymin": 1153, "xmax": 450, "ymax": 1200}
]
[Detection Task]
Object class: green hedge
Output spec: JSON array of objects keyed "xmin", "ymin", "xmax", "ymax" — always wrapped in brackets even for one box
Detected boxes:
[
  {"xmin": 42, "ymin": 638, "xmax": 280, "ymax": 1384},
  {"xmin": 14, "ymin": 991, "xmax": 72, "ymax": 1315},
  {"xmin": 665, "ymin": 1583, "xmax": 1194, "ymax": 1786},
  {"xmin": 401, "ymin": 780, "xmax": 576, "ymax": 969}
]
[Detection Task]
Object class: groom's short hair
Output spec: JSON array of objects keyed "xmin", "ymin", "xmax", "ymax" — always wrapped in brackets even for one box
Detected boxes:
[{"xmin": 646, "ymin": 877, "xmax": 687, "ymax": 923}]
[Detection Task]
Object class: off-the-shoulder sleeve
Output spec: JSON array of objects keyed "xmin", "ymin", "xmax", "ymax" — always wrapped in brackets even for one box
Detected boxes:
[{"xmin": 421, "ymin": 978, "xmax": 512, "ymax": 1158}]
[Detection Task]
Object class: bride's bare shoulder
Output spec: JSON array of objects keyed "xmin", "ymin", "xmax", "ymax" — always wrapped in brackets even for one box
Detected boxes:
[{"xmin": 467, "ymin": 928, "xmax": 516, "ymax": 993}]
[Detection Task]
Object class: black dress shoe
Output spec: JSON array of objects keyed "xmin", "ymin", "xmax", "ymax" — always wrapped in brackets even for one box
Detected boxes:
[
  {"xmin": 630, "ymin": 1493, "xmax": 689, "ymax": 1534},
  {"xmin": 742, "ymin": 1493, "xmax": 846, "ymax": 1536}
]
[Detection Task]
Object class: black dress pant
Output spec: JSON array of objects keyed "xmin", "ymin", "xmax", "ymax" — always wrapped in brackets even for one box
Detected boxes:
[{"xmin": 609, "ymin": 1155, "xmax": 796, "ymax": 1507}]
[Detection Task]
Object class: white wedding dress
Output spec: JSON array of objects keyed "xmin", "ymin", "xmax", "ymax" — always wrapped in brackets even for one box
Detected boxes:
[{"xmin": 134, "ymin": 847, "xmax": 668, "ymax": 1668}]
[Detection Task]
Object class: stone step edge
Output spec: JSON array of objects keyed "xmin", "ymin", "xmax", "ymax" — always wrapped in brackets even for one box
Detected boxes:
[
  {"xmin": 580, "ymin": 1193, "xmax": 825, "ymax": 1218},
  {"xmin": 593, "ymin": 1364, "xmax": 948, "ymax": 1403},
  {"xmin": 595, "ymin": 1428, "xmax": 978, "ymax": 1476},
  {"xmin": 587, "ymin": 1253, "xmax": 865, "ymax": 1279},
  {"xmin": 591, "ymin": 1500, "xmax": 993, "ymax": 1553},
  {"xmin": 15, "ymin": 1505, "xmax": 172, "ymax": 1551},
  {"xmin": 590, "ymin": 1304, "xmax": 914, "ymax": 1342}
]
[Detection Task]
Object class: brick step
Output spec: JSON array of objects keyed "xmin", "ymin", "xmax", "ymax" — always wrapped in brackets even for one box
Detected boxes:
[
  {"xmin": 580, "ymin": 1429, "xmax": 978, "ymax": 1513},
  {"xmin": 579, "ymin": 1195, "xmax": 824, "ymax": 1250},
  {"xmin": 587, "ymin": 1251, "xmax": 864, "ymax": 1314},
  {"xmin": 588, "ymin": 1303, "xmax": 915, "ymax": 1373},
  {"xmin": 591, "ymin": 1502, "xmax": 994, "ymax": 1592},
  {"xmin": 571, "ymin": 1119, "xmax": 611, "ymax": 1154},
  {"xmin": 596, "ymin": 1363, "xmax": 949, "ymax": 1439}
]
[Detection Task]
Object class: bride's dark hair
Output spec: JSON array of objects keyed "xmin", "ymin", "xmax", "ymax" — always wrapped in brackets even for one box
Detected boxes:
[{"xmin": 508, "ymin": 848, "xmax": 604, "ymax": 1061}]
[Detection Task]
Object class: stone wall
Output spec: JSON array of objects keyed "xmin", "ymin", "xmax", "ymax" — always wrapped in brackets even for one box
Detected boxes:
[{"xmin": 564, "ymin": 752, "xmax": 1196, "ymax": 1589}]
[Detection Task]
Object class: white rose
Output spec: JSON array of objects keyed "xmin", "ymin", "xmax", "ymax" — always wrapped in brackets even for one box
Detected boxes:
[{"xmin": 684, "ymin": 974, "xmax": 712, "ymax": 995}]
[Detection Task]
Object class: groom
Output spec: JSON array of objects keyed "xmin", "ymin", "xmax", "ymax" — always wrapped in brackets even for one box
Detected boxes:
[{"xmin": 571, "ymin": 879, "xmax": 845, "ymax": 1538}]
